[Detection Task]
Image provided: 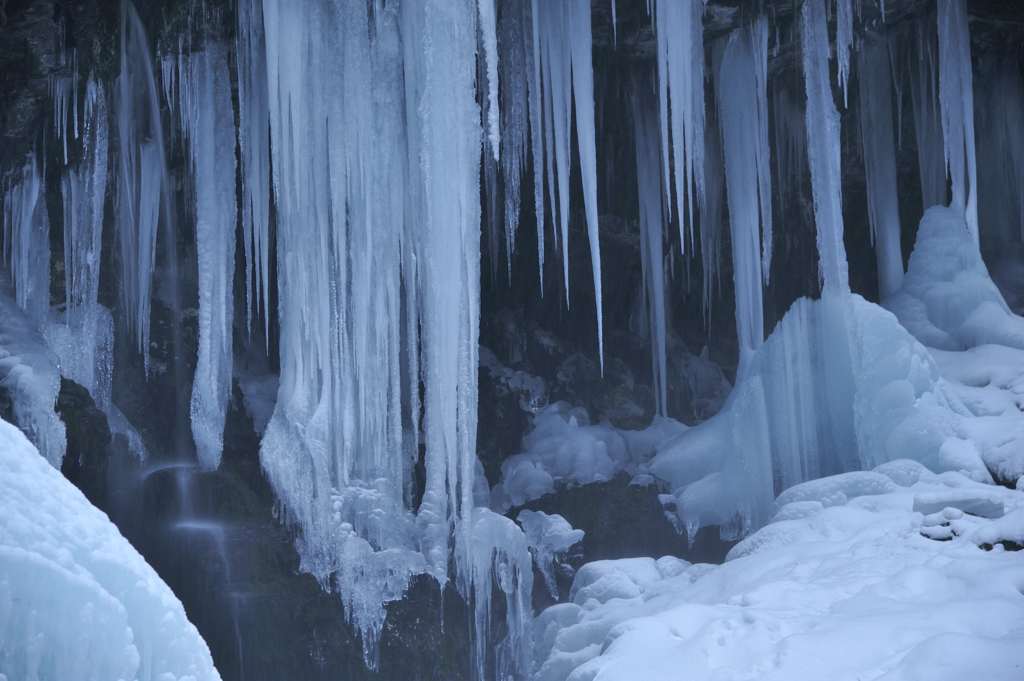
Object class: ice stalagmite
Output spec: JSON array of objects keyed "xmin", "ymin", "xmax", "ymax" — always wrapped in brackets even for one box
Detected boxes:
[
  {"xmin": 532, "ymin": 0, "xmax": 605, "ymax": 367},
  {"xmin": 713, "ymin": 16, "xmax": 772, "ymax": 370},
  {"xmin": 632, "ymin": 87, "xmax": 668, "ymax": 416},
  {"xmin": 178, "ymin": 45, "xmax": 237, "ymax": 470},
  {"xmin": 654, "ymin": 0, "xmax": 705, "ymax": 252},
  {"xmin": 937, "ymin": 0, "xmax": 978, "ymax": 242},
  {"xmin": 237, "ymin": 0, "xmax": 272, "ymax": 339},
  {"xmin": 858, "ymin": 33, "xmax": 904, "ymax": 298},
  {"xmin": 802, "ymin": 0, "xmax": 849, "ymax": 293}
]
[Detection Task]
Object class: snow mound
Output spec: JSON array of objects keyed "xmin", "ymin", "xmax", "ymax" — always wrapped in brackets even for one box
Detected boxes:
[
  {"xmin": 0, "ymin": 418, "xmax": 220, "ymax": 681},
  {"xmin": 492, "ymin": 402, "xmax": 687, "ymax": 510},
  {"xmin": 534, "ymin": 465, "xmax": 1024, "ymax": 681}
]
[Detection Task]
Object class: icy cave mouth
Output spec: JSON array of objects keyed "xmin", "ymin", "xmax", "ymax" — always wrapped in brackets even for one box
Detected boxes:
[{"xmin": 1, "ymin": 0, "xmax": 1024, "ymax": 680}]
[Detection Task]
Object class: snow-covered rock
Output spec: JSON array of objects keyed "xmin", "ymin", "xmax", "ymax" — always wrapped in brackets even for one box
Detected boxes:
[{"xmin": 534, "ymin": 464, "xmax": 1024, "ymax": 681}]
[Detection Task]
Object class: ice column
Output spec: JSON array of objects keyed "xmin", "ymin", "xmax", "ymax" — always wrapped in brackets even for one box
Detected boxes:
[
  {"xmin": 55, "ymin": 79, "xmax": 113, "ymax": 409},
  {"xmin": 631, "ymin": 90, "xmax": 669, "ymax": 416},
  {"xmin": 801, "ymin": 0, "xmax": 850, "ymax": 293},
  {"xmin": 178, "ymin": 45, "xmax": 237, "ymax": 470},
  {"xmin": 713, "ymin": 17, "xmax": 773, "ymax": 369}
]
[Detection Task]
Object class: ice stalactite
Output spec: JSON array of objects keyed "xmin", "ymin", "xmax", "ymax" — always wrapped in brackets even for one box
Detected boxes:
[
  {"xmin": 857, "ymin": 33, "xmax": 904, "ymax": 298},
  {"xmin": 907, "ymin": 21, "xmax": 947, "ymax": 212},
  {"xmin": 936, "ymin": 0, "xmax": 978, "ymax": 242},
  {"xmin": 713, "ymin": 16, "xmax": 773, "ymax": 371},
  {"xmin": 46, "ymin": 79, "xmax": 113, "ymax": 410},
  {"xmin": 258, "ymin": 0, "xmax": 532, "ymax": 671},
  {"xmin": 654, "ymin": 0, "xmax": 705, "ymax": 253},
  {"xmin": 479, "ymin": 0, "xmax": 500, "ymax": 160},
  {"xmin": 176, "ymin": 45, "xmax": 237, "ymax": 470},
  {"xmin": 834, "ymin": 0, "xmax": 854, "ymax": 105},
  {"xmin": 2, "ymin": 156, "xmax": 49, "ymax": 324},
  {"xmin": 976, "ymin": 55, "xmax": 1024, "ymax": 245},
  {"xmin": 631, "ymin": 88, "xmax": 669, "ymax": 416},
  {"xmin": 115, "ymin": 0, "xmax": 175, "ymax": 368},
  {"xmin": 237, "ymin": 0, "xmax": 272, "ymax": 340},
  {"xmin": 801, "ymin": 0, "xmax": 849, "ymax": 294},
  {"xmin": 525, "ymin": 0, "xmax": 545, "ymax": 294},
  {"xmin": 499, "ymin": 1, "xmax": 529, "ymax": 277},
  {"xmin": 532, "ymin": 0, "xmax": 605, "ymax": 369}
]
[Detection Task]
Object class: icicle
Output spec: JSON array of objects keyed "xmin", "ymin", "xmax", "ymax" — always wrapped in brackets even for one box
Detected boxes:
[
  {"xmin": 532, "ymin": 0, "xmax": 605, "ymax": 369},
  {"xmin": 936, "ymin": 0, "xmax": 979, "ymax": 242},
  {"xmin": 479, "ymin": 0, "xmax": 500, "ymax": 160},
  {"xmin": 611, "ymin": 0, "xmax": 618, "ymax": 46},
  {"xmin": 237, "ymin": 0, "xmax": 272, "ymax": 341},
  {"xmin": 499, "ymin": 1, "xmax": 529, "ymax": 277},
  {"xmin": 908, "ymin": 20, "xmax": 946, "ymax": 211},
  {"xmin": 771, "ymin": 80, "xmax": 807, "ymax": 209},
  {"xmin": 2, "ymin": 155, "xmax": 49, "ymax": 323},
  {"xmin": 176, "ymin": 45, "xmax": 237, "ymax": 470},
  {"xmin": 857, "ymin": 32, "xmax": 904, "ymax": 298},
  {"xmin": 654, "ymin": 0, "xmax": 705, "ymax": 253},
  {"xmin": 834, "ymin": 0, "xmax": 853, "ymax": 106},
  {"xmin": 713, "ymin": 16, "xmax": 772, "ymax": 369},
  {"xmin": 525, "ymin": 0, "xmax": 545, "ymax": 294},
  {"xmin": 801, "ymin": 0, "xmax": 850, "ymax": 293},
  {"xmin": 632, "ymin": 86, "xmax": 668, "ymax": 416}
]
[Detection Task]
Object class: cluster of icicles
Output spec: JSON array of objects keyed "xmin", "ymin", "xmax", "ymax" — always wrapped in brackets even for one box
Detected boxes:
[{"xmin": 1, "ymin": 0, "xmax": 1019, "ymax": 678}]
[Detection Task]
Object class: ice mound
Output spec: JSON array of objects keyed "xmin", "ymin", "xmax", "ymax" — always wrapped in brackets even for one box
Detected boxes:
[
  {"xmin": 0, "ymin": 287, "xmax": 66, "ymax": 468},
  {"xmin": 886, "ymin": 205, "xmax": 1024, "ymax": 350},
  {"xmin": 651, "ymin": 291, "xmax": 985, "ymax": 540},
  {"xmin": 533, "ymin": 464, "xmax": 1024, "ymax": 681},
  {"xmin": 0, "ymin": 417, "xmax": 220, "ymax": 681}
]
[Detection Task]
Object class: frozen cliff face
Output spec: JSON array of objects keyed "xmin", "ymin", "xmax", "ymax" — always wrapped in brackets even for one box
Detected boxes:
[{"xmin": 0, "ymin": 417, "xmax": 220, "ymax": 681}]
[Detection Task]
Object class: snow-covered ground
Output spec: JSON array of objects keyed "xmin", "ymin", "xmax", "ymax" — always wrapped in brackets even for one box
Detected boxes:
[
  {"xmin": 534, "ymin": 461, "xmax": 1024, "ymax": 681},
  {"xmin": 0, "ymin": 418, "xmax": 220, "ymax": 681}
]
